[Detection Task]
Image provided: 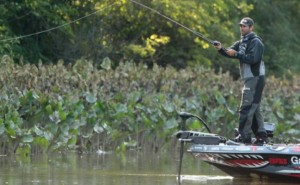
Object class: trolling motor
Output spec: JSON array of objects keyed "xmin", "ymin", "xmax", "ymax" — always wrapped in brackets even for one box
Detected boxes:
[
  {"xmin": 176, "ymin": 112, "xmax": 226, "ymax": 144},
  {"xmin": 176, "ymin": 112, "xmax": 226, "ymax": 182}
]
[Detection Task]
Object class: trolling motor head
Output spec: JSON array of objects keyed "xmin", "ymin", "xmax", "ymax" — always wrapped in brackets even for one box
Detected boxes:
[
  {"xmin": 178, "ymin": 111, "xmax": 194, "ymax": 120},
  {"xmin": 178, "ymin": 111, "xmax": 211, "ymax": 133},
  {"xmin": 177, "ymin": 112, "xmax": 226, "ymax": 144}
]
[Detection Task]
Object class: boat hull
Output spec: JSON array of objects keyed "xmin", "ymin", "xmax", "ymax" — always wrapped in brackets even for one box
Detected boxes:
[{"xmin": 188, "ymin": 144, "xmax": 300, "ymax": 179}]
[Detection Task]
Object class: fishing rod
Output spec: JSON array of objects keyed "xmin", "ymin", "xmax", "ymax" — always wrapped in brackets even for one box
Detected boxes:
[{"xmin": 130, "ymin": 0, "xmax": 220, "ymax": 46}]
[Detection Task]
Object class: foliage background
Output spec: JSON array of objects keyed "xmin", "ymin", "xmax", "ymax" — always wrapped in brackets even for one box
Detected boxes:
[
  {"xmin": 0, "ymin": 56, "xmax": 299, "ymax": 155},
  {"xmin": 0, "ymin": 0, "xmax": 300, "ymax": 155},
  {"xmin": 0, "ymin": 0, "xmax": 299, "ymax": 77}
]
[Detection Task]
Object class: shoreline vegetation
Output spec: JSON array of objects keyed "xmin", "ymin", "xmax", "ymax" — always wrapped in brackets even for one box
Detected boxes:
[{"xmin": 0, "ymin": 55, "xmax": 299, "ymax": 156}]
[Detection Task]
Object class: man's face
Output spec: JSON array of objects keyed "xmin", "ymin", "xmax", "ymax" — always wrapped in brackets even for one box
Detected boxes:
[{"xmin": 240, "ymin": 25, "xmax": 253, "ymax": 36}]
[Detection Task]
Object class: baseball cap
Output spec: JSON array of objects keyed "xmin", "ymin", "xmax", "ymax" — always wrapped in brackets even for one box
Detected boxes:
[{"xmin": 239, "ymin": 17, "xmax": 254, "ymax": 26}]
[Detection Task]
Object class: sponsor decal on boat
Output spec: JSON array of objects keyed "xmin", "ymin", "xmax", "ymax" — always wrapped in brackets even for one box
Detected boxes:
[
  {"xmin": 256, "ymin": 147, "xmax": 265, "ymax": 151},
  {"xmin": 235, "ymin": 146, "xmax": 251, "ymax": 151},
  {"xmin": 291, "ymin": 156, "xmax": 300, "ymax": 165},
  {"xmin": 267, "ymin": 146, "xmax": 287, "ymax": 151},
  {"xmin": 210, "ymin": 146, "xmax": 220, "ymax": 151},
  {"xmin": 269, "ymin": 157, "xmax": 288, "ymax": 165},
  {"xmin": 221, "ymin": 147, "xmax": 234, "ymax": 151},
  {"xmin": 251, "ymin": 146, "xmax": 257, "ymax": 151},
  {"xmin": 250, "ymin": 146, "xmax": 264, "ymax": 151},
  {"xmin": 192, "ymin": 146, "xmax": 204, "ymax": 151},
  {"xmin": 292, "ymin": 146, "xmax": 300, "ymax": 152}
]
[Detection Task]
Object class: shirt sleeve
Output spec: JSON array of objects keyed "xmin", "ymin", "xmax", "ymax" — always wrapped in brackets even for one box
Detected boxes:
[{"xmin": 218, "ymin": 41, "xmax": 240, "ymax": 59}]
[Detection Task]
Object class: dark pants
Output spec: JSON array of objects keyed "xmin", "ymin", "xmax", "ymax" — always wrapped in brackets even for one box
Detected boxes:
[{"xmin": 238, "ymin": 76, "xmax": 266, "ymax": 142}]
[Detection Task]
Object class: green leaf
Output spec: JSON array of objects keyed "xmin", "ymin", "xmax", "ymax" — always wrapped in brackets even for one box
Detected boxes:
[
  {"xmin": 16, "ymin": 144, "xmax": 31, "ymax": 157},
  {"xmin": 123, "ymin": 141, "xmax": 137, "ymax": 148},
  {"xmin": 276, "ymin": 111, "xmax": 284, "ymax": 119},
  {"xmin": 162, "ymin": 102, "xmax": 174, "ymax": 113},
  {"xmin": 94, "ymin": 123, "xmax": 104, "ymax": 134},
  {"xmin": 189, "ymin": 120, "xmax": 201, "ymax": 130},
  {"xmin": 44, "ymin": 131, "xmax": 53, "ymax": 141},
  {"xmin": 294, "ymin": 113, "xmax": 300, "ymax": 121},
  {"xmin": 6, "ymin": 121, "xmax": 16, "ymax": 138},
  {"xmin": 33, "ymin": 137, "xmax": 49, "ymax": 149},
  {"xmin": 215, "ymin": 91, "xmax": 226, "ymax": 105},
  {"xmin": 0, "ymin": 119, "xmax": 5, "ymax": 135},
  {"xmin": 288, "ymin": 129, "xmax": 300, "ymax": 135},
  {"xmin": 49, "ymin": 111, "xmax": 61, "ymax": 124},
  {"xmin": 101, "ymin": 57, "xmax": 111, "ymax": 70},
  {"xmin": 45, "ymin": 105, "xmax": 53, "ymax": 114},
  {"xmin": 164, "ymin": 118, "xmax": 177, "ymax": 130},
  {"xmin": 22, "ymin": 134, "xmax": 33, "ymax": 143},
  {"xmin": 34, "ymin": 125, "xmax": 44, "ymax": 136},
  {"xmin": 59, "ymin": 110, "xmax": 67, "ymax": 121},
  {"xmin": 85, "ymin": 93, "xmax": 97, "ymax": 103},
  {"xmin": 225, "ymin": 104, "xmax": 236, "ymax": 115},
  {"xmin": 115, "ymin": 104, "xmax": 128, "ymax": 113},
  {"xmin": 60, "ymin": 124, "xmax": 69, "ymax": 136}
]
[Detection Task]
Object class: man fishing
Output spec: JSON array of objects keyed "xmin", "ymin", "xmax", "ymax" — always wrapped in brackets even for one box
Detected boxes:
[{"xmin": 214, "ymin": 17, "xmax": 268, "ymax": 145}]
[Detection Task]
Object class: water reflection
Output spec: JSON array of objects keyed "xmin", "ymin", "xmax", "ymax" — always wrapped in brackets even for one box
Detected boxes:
[
  {"xmin": 0, "ymin": 151, "xmax": 298, "ymax": 185},
  {"xmin": 180, "ymin": 174, "xmax": 300, "ymax": 185},
  {"xmin": 179, "ymin": 175, "xmax": 233, "ymax": 185}
]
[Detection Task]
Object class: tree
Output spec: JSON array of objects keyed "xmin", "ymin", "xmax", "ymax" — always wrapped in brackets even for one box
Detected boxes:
[
  {"xmin": 0, "ymin": 0, "xmax": 299, "ymax": 77},
  {"xmin": 0, "ymin": 0, "xmax": 76, "ymax": 63},
  {"xmin": 250, "ymin": 0, "xmax": 300, "ymax": 76}
]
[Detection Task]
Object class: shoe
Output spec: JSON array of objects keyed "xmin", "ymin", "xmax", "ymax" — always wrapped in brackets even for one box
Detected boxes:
[
  {"xmin": 253, "ymin": 138, "xmax": 268, "ymax": 145},
  {"xmin": 233, "ymin": 134, "xmax": 242, "ymax": 142},
  {"xmin": 233, "ymin": 134, "xmax": 252, "ymax": 144},
  {"xmin": 234, "ymin": 128, "xmax": 239, "ymax": 137},
  {"xmin": 254, "ymin": 132, "xmax": 268, "ymax": 145}
]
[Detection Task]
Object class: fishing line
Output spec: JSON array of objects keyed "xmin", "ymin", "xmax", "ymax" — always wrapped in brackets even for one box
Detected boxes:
[
  {"xmin": 130, "ymin": 0, "xmax": 215, "ymax": 45},
  {"xmin": 0, "ymin": 1, "xmax": 121, "ymax": 42}
]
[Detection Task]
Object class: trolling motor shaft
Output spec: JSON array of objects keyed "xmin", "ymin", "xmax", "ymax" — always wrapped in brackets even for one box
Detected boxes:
[{"xmin": 177, "ymin": 111, "xmax": 213, "ymax": 183}]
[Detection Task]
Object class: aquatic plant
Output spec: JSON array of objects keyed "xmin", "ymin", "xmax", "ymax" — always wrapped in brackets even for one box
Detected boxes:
[{"xmin": 0, "ymin": 55, "xmax": 299, "ymax": 155}]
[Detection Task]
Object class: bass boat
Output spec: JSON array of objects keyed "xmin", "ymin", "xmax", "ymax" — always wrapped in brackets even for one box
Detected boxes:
[{"xmin": 176, "ymin": 112, "xmax": 300, "ymax": 180}]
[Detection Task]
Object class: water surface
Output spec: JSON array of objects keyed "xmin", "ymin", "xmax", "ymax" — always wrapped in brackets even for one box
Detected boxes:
[{"xmin": 0, "ymin": 150, "xmax": 297, "ymax": 185}]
